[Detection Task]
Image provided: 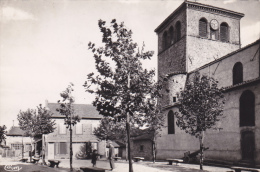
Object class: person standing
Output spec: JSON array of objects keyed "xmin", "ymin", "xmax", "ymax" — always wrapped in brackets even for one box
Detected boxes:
[{"xmin": 108, "ymin": 141, "xmax": 115, "ymax": 171}]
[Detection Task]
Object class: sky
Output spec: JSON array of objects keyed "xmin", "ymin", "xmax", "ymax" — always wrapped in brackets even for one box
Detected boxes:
[{"xmin": 0, "ymin": 0, "xmax": 259, "ymax": 130}]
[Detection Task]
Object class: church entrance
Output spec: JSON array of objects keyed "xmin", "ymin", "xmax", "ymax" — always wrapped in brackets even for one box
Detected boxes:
[{"xmin": 241, "ymin": 131, "xmax": 255, "ymax": 161}]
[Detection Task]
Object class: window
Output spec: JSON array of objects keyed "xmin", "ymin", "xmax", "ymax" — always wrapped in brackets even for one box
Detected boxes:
[
  {"xmin": 240, "ymin": 90, "xmax": 255, "ymax": 127},
  {"xmin": 175, "ymin": 21, "xmax": 181, "ymax": 41},
  {"xmin": 163, "ymin": 31, "xmax": 168, "ymax": 50},
  {"xmin": 11, "ymin": 144, "xmax": 23, "ymax": 150},
  {"xmin": 199, "ymin": 18, "xmax": 207, "ymax": 37},
  {"xmin": 60, "ymin": 142, "xmax": 67, "ymax": 154},
  {"xmin": 169, "ymin": 26, "xmax": 174, "ymax": 44},
  {"xmin": 59, "ymin": 124, "xmax": 66, "ymax": 134},
  {"xmin": 233, "ymin": 62, "xmax": 243, "ymax": 85},
  {"xmin": 173, "ymin": 97, "xmax": 177, "ymax": 102},
  {"xmin": 168, "ymin": 110, "xmax": 175, "ymax": 134},
  {"xmin": 76, "ymin": 123, "xmax": 83, "ymax": 134},
  {"xmin": 220, "ymin": 22, "xmax": 229, "ymax": 42},
  {"xmin": 140, "ymin": 145, "xmax": 144, "ymax": 151}
]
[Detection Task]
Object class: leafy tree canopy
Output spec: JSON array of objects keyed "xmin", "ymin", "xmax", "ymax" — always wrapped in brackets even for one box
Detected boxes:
[
  {"xmin": 17, "ymin": 104, "xmax": 56, "ymax": 139},
  {"xmin": 56, "ymin": 83, "xmax": 80, "ymax": 127},
  {"xmin": 175, "ymin": 71, "xmax": 225, "ymax": 137},
  {"xmin": 0, "ymin": 125, "xmax": 7, "ymax": 144},
  {"xmin": 84, "ymin": 19, "xmax": 162, "ymax": 127}
]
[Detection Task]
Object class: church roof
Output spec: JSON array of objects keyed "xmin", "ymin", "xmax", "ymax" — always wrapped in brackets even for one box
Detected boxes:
[
  {"xmin": 6, "ymin": 126, "xmax": 26, "ymax": 136},
  {"xmin": 47, "ymin": 103, "xmax": 102, "ymax": 119},
  {"xmin": 155, "ymin": 0, "xmax": 244, "ymax": 33}
]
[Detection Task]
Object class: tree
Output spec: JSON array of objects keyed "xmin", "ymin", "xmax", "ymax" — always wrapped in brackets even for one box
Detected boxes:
[
  {"xmin": 143, "ymin": 103, "xmax": 164, "ymax": 163},
  {"xmin": 93, "ymin": 116, "xmax": 127, "ymax": 142},
  {"xmin": 175, "ymin": 71, "xmax": 225, "ymax": 170},
  {"xmin": 84, "ymin": 19, "xmax": 162, "ymax": 172},
  {"xmin": 56, "ymin": 83, "xmax": 80, "ymax": 171},
  {"xmin": 0, "ymin": 125, "xmax": 7, "ymax": 144},
  {"xmin": 17, "ymin": 104, "xmax": 56, "ymax": 164}
]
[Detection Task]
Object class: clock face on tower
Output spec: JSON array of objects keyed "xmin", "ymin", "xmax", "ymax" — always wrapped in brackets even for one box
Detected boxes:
[{"xmin": 210, "ymin": 19, "xmax": 219, "ymax": 30}]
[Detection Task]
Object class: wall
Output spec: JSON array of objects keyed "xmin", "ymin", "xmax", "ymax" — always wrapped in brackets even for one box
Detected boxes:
[
  {"xmin": 157, "ymin": 7, "xmax": 186, "ymax": 78},
  {"xmin": 186, "ymin": 7, "xmax": 241, "ymax": 72},
  {"xmin": 132, "ymin": 140, "xmax": 153, "ymax": 160},
  {"xmin": 156, "ymin": 41, "xmax": 260, "ymax": 165},
  {"xmin": 45, "ymin": 118, "xmax": 104, "ymax": 159}
]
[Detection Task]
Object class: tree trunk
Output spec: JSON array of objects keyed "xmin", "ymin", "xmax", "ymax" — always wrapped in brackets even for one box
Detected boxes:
[
  {"xmin": 42, "ymin": 135, "xmax": 46, "ymax": 165},
  {"xmin": 152, "ymin": 134, "xmax": 156, "ymax": 163},
  {"xmin": 70, "ymin": 125, "xmax": 73, "ymax": 171},
  {"xmin": 199, "ymin": 131, "xmax": 205, "ymax": 170},
  {"xmin": 126, "ymin": 141, "xmax": 128, "ymax": 161},
  {"xmin": 126, "ymin": 112, "xmax": 133, "ymax": 172}
]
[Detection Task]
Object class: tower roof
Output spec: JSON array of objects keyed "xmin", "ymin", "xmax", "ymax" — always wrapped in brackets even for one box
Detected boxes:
[{"xmin": 155, "ymin": 0, "xmax": 244, "ymax": 33}]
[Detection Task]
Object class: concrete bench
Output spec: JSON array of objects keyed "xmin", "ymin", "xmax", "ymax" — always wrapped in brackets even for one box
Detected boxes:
[
  {"xmin": 20, "ymin": 158, "xmax": 28, "ymax": 162},
  {"xmin": 114, "ymin": 157, "xmax": 121, "ymax": 161},
  {"xmin": 80, "ymin": 167, "xmax": 108, "ymax": 172},
  {"xmin": 32, "ymin": 158, "xmax": 40, "ymax": 164},
  {"xmin": 48, "ymin": 160, "xmax": 60, "ymax": 168},
  {"xmin": 231, "ymin": 166, "xmax": 260, "ymax": 172},
  {"xmin": 133, "ymin": 157, "xmax": 144, "ymax": 162},
  {"xmin": 166, "ymin": 159, "xmax": 183, "ymax": 165}
]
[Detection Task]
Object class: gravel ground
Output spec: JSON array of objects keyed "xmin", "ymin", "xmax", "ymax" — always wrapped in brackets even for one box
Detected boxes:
[{"xmin": 0, "ymin": 157, "xmax": 234, "ymax": 172}]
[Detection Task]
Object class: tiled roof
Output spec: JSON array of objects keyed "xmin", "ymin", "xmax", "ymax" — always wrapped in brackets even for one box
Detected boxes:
[
  {"xmin": 224, "ymin": 77, "xmax": 260, "ymax": 91},
  {"xmin": 47, "ymin": 103, "xmax": 102, "ymax": 119},
  {"xmin": 133, "ymin": 132, "xmax": 154, "ymax": 141},
  {"xmin": 6, "ymin": 126, "xmax": 26, "ymax": 136}
]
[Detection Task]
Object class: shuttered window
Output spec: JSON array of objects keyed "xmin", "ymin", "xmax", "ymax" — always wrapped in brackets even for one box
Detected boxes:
[
  {"xmin": 199, "ymin": 18, "xmax": 207, "ymax": 37},
  {"xmin": 220, "ymin": 23, "xmax": 229, "ymax": 42},
  {"xmin": 60, "ymin": 142, "xmax": 67, "ymax": 154},
  {"xmin": 59, "ymin": 124, "xmax": 66, "ymax": 134},
  {"xmin": 76, "ymin": 123, "xmax": 83, "ymax": 134}
]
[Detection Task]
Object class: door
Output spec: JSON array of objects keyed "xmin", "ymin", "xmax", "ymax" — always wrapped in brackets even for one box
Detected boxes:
[
  {"xmin": 48, "ymin": 143, "xmax": 55, "ymax": 159},
  {"xmin": 241, "ymin": 131, "xmax": 255, "ymax": 160}
]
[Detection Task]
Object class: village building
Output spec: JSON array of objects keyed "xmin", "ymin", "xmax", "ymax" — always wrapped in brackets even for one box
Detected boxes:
[
  {"xmin": 155, "ymin": 0, "xmax": 260, "ymax": 167},
  {"xmin": 44, "ymin": 101, "xmax": 106, "ymax": 159},
  {"xmin": 4, "ymin": 126, "xmax": 32, "ymax": 157}
]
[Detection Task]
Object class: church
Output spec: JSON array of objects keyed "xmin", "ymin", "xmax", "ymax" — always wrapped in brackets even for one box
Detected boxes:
[{"xmin": 155, "ymin": 1, "xmax": 260, "ymax": 167}]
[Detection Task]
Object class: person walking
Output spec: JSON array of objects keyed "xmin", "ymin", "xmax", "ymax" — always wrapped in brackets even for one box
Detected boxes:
[
  {"xmin": 91, "ymin": 149, "xmax": 99, "ymax": 167},
  {"xmin": 108, "ymin": 141, "xmax": 115, "ymax": 171}
]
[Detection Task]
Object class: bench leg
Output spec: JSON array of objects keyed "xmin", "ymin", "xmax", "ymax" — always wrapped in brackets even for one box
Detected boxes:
[{"xmin": 169, "ymin": 161, "xmax": 173, "ymax": 165}]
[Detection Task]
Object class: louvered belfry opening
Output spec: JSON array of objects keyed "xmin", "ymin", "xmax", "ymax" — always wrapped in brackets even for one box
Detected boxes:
[
  {"xmin": 175, "ymin": 21, "xmax": 181, "ymax": 41},
  {"xmin": 199, "ymin": 18, "xmax": 207, "ymax": 37},
  {"xmin": 169, "ymin": 26, "xmax": 174, "ymax": 45},
  {"xmin": 220, "ymin": 22, "xmax": 229, "ymax": 42},
  {"xmin": 163, "ymin": 31, "xmax": 168, "ymax": 50}
]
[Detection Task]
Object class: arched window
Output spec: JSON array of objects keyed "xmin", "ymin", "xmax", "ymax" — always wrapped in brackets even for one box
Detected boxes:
[
  {"xmin": 233, "ymin": 62, "xmax": 243, "ymax": 85},
  {"xmin": 169, "ymin": 26, "xmax": 174, "ymax": 45},
  {"xmin": 175, "ymin": 21, "xmax": 181, "ymax": 41},
  {"xmin": 168, "ymin": 110, "xmax": 175, "ymax": 134},
  {"xmin": 163, "ymin": 31, "xmax": 168, "ymax": 50},
  {"xmin": 199, "ymin": 18, "xmax": 207, "ymax": 37},
  {"xmin": 220, "ymin": 22, "xmax": 229, "ymax": 42},
  {"xmin": 240, "ymin": 90, "xmax": 255, "ymax": 127}
]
